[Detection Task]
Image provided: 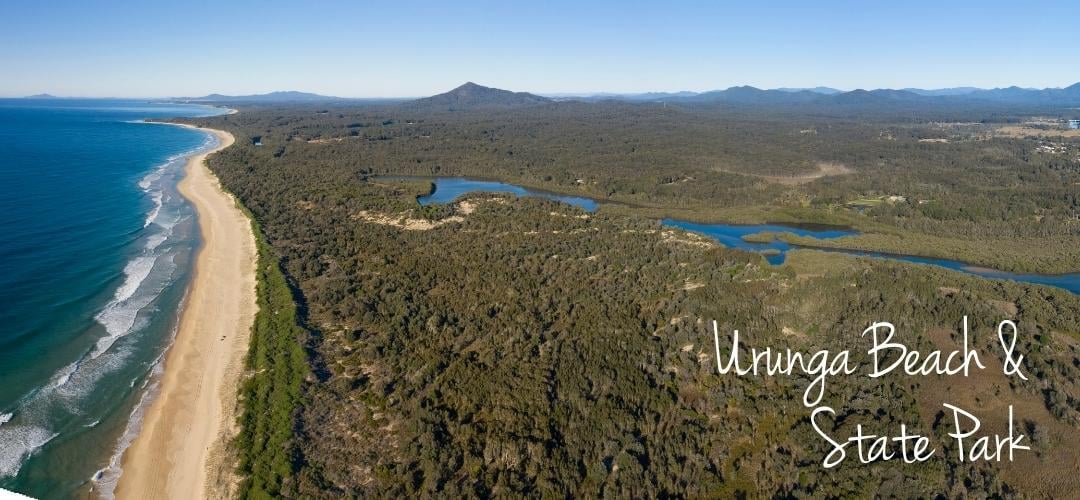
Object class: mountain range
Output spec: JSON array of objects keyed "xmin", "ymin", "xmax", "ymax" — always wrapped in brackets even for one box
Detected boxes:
[
  {"xmin": 28, "ymin": 82, "xmax": 1080, "ymax": 109},
  {"xmin": 429, "ymin": 82, "xmax": 1080, "ymax": 108},
  {"xmin": 569, "ymin": 83, "xmax": 1080, "ymax": 107},
  {"xmin": 175, "ymin": 91, "xmax": 346, "ymax": 103}
]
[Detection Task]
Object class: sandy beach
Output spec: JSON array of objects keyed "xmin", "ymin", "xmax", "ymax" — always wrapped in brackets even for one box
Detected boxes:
[{"xmin": 114, "ymin": 126, "xmax": 255, "ymax": 499}]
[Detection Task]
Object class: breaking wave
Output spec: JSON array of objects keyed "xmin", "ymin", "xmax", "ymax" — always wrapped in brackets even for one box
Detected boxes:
[
  {"xmin": 0, "ymin": 126, "xmax": 217, "ymax": 484},
  {"xmin": 0, "ymin": 425, "xmax": 59, "ymax": 479},
  {"xmin": 93, "ymin": 324, "xmax": 174, "ymax": 499}
]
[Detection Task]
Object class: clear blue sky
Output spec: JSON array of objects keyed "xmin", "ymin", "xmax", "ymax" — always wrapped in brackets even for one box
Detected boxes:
[{"xmin": 2, "ymin": 0, "xmax": 1077, "ymax": 97}]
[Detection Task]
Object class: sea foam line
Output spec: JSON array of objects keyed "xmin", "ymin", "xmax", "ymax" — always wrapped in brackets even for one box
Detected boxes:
[
  {"xmin": 64, "ymin": 126, "xmax": 211, "ymax": 384},
  {"xmin": 0, "ymin": 120, "xmax": 221, "ymax": 485},
  {"xmin": 144, "ymin": 190, "xmax": 163, "ymax": 228},
  {"xmin": 90, "ymin": 253, "xmax": 177, "ymax": 360},
  {"xmin": 92, "ymin": 297, "xmax": 181, "ymax": 499},
  {"xmin": 93, "ymin": 124, "xmax": 218, "ymax": 495},
  {"xmin": 0, "ymin": 425, "xmax": 59, "ymax": 479},
  {"xmin": 53, "ymin": 360, "xmax": 80, "ymax": 388},
  {"xmin": 91, "ymin": 366, "xmax": 160, "ymax": 500}
]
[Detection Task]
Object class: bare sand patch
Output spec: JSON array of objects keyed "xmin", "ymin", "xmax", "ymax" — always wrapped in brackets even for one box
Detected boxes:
[
  {"xmin": 715, "ymin": 161, "xmax": 854, "ymax": 185},
  {"xmin": 661, "ymin": 230, "xmax": 716, "ymax": 248},
  {"xmin": 682, "ymin": 281, "xmax": 705, "ymax": 291},
  {"xmin": 352, "ymin": 210, "xmax": 465, "ymax": 230}
]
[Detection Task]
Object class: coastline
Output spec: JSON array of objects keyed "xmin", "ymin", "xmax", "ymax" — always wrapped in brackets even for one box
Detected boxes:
[{"xmin": 113, "ymin": 125, "xmax": 255, "ymax": 499}]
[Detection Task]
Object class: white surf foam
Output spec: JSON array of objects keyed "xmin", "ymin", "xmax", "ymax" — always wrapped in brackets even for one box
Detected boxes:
[
  {"xmin": 0, "ymin": 425, "xmax": 59, "ymax": 479},
  {"xmin": 0, "ymin": 125, "xmax": 218, "ymax": 486},
  {"xmin": 92, "ymin": 350, "xmax": 167, "ymax": 500},
  {"xmin": 117, "ymin": 256, "xmax": 156, "ymax": 305},
  {"xmin": 145, "ymin": 233, "xmax": 168, "ymax": 252},
  {"xmin": 89, "ymin": 246, "xmax": 174, "ymax": 360},
  {"xmin": 143, "ymin": 190, "xmax": 163, "ymax": 228},
  {"xmin": 94, "ymin": 282, "xmax": 189, "ymax": 498},
  {"xmin": 0, "ymin": 246, "xmax": 173, "ymax": 477},
  {"xmin": 92, "ymin": 290, "xmax": 153, "ymax": 359},
  {"xmin": 137, "ymin": 166, "xmax": 163, "ymax": 191},
  {"xmin": 91, "ymin": 265, "xmax": 156, "ymax": 359},
  {"xmin": 52, "ymin": 361, "xmax": 80, "ymax": 388},
  {"xmin": 52, "ymin": 247, "xmax": 177, "ymax": 415},
  {"xmin": 2, "ymin": 124, "xmax": 216, "ymax": 485}
]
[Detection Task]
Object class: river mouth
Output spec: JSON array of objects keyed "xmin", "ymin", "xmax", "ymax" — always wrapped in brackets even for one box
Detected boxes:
[{"xmin": 376, "ymin": 176, "xmax": 1079, "ymax": 295}]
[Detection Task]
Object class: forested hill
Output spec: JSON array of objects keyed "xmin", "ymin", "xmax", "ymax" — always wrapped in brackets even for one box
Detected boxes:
[{"xmin": 408, "ymin": 82, "xmax": 552, "ymax": 110}]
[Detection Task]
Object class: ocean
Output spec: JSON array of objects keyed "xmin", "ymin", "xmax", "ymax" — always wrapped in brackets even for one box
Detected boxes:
[{"xmin": 0, "ymin": 99, "xmax": 226, "ymax": 498}]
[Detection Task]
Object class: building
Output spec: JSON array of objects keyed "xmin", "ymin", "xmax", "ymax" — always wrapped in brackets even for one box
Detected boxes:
[{"xmin": 1069, "ymin": 119, "xmax": 1080, "ymax": 130}]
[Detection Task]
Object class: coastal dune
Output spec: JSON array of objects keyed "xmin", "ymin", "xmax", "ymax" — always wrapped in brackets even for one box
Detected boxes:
[{"xmin": 114, "ymin": 126, "xmax": 254, "ymax": 499}]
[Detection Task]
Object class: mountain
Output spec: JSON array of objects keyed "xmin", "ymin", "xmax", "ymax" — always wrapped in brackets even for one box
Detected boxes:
[
  {"xmin": 623, "ymin": 86, "xmax": 925, "ymax": 106},
  {"xmin": 669, "ymin": 86, "xmax": 822, "ymax": 105},
  {"xmin": 179, "ymin": 91, "xmax": 343, "ymax": 103},
  {"xmin": 714, "ymin": 86, "xmax": 818, "ymax": 104},
  {"xmin": 409, "ymin": 82, "xmax": 551, "ymax": 109},
  {"xmin": 963, "ymin": 84, "xmax": 1080, "ymax": 105},
  {"xmin": 618, "ymin": 83, "xmax": 1080, "ymax": 109},
  {"xmin": 902, "ymin": 87, "xmax": 981, "ymax": 96},
  {"xmin": 824, "ymin": 88, "xmax": 931, "ymax": 106},
  {"xmin": 23, "ymin": 93, "xmax": 58, "ymax": 99},
  {"xmin": 609, "ymin": 91, "xmax": 701, "ymax": 101},
  {"xmin": 559, "ymin": 87, "xmax": 841, "ymax": 101},
  {"xmin": 775, "ymin": 86, "xmax": 843, "ymax": 95}
]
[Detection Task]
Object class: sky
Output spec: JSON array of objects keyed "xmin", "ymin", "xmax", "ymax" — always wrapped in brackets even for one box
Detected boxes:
[{"xmin": 2, "ymin": 0, "xmax": 1078, "ymax": 98}]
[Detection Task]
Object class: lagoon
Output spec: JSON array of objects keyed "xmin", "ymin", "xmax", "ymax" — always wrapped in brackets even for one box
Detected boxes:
[
  {"xmin": 410, "ymin": 177, "xmax": 1080, "ymax": 295},
  {"xmin": 417, "ymin": 177, "xmax": 599, "ymax": 212}
]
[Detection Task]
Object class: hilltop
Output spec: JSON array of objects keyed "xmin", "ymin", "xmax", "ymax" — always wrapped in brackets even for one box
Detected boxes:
[{"xmin": 408, "ymin": 82, "xmax": 551, "ymax": 110}]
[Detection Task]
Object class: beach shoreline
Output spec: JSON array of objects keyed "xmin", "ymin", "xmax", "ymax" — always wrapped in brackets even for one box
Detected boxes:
[{"xmin": 112, "ymin": 124, "xmax": 254, "ymax": 499}]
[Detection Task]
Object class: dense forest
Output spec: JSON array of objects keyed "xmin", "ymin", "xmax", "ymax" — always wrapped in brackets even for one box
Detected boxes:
[{"xmin": 180, "ymin": 96, "xmax": 1080, "ymax": 497}]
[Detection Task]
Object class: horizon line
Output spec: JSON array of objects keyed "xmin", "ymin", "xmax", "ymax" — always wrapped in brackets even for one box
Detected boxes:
[{"xmin": 5, "ymin": 80, "xmax": 1079, "ymax": 100}]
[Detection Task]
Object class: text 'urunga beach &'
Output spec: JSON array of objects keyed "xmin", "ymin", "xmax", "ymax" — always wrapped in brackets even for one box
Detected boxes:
[{"xmin": 709, "ymin": 316, "xmax": 1031, "ymax": 467}]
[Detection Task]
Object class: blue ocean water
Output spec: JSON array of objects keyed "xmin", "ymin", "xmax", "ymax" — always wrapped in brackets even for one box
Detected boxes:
[{"xmin": 0, "ymin": 99, "xmax": 225, "ymax": 498}]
